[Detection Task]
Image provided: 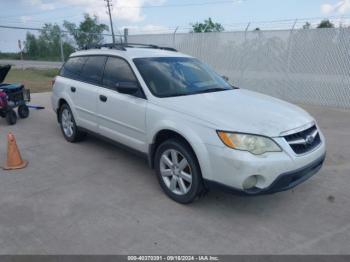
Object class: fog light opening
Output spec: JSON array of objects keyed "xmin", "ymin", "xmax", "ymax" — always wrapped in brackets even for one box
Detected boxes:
[{"xmin": 243, "ymin": 175, "xmax": 258, "ymax": 190}]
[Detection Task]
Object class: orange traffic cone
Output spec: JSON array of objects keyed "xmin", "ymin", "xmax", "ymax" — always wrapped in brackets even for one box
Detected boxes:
[{"xmin": 3, "ymin": 132, "xmax": 28, "ymax": 170}]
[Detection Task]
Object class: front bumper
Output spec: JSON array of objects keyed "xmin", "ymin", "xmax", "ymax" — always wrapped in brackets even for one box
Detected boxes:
[
  {"xmin": 202, "ymin": 129, "xmax": 326, "ymax": 194},
  {"xmin": 204, "ymin": 153, "xmax": 326, "ymax": 195}
]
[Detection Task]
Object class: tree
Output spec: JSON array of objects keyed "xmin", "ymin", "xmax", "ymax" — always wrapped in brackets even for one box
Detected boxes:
[
  {"xmin": 64, "ymin": 14, "xmax": 109, "ymax": 49},
  {"xmin": 25, "ymin": 33, "xmax": 39, "ymax": 58},
  {"xmin": 317, "ymin": 19, "xmax": 335, "ymax": 28},
  {"xmin": 24, "ymin": 23, "xmax": 74, "ymax": 60},
  {"xmin": 303, "ymin": 22, "xmax": 311, "ymax": 29},
  {"xmin": 191, "ymin": 17, "xmax": 224, "ymax": 33}
]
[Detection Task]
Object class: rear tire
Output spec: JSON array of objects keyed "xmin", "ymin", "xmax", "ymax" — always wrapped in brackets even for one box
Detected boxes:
[
  {"xmin": 154, "ymin": 139, "xmax": 205, "ymax": 204},
  {"xmin": 59, "ymin": 103, "xmax": 86, "ymax": 142},
  {"xmin": 6, "ymin": 110, "xmax": 17, "ymax": 125},
  {"xmin": 18, "ymin": 104, "xmax": 30, "ymax": 119}
]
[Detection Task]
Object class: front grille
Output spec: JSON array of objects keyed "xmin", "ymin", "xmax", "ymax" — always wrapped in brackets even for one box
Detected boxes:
[{"xmin": 284, "ymin": 125, "xmax": 321, "ymax": 155}]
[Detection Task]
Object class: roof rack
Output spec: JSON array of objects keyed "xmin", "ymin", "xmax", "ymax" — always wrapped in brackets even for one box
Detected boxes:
[
  {"xmin": 83, "ymin": 43, "xmax": 126, "ymax": 51},
  {"xmin": 125, "ymin": 43, "xmax": 178, "ymax": 52},
  {"xmin": 83, "ymin": 43, "xmax": 177, "ymax": 52}
]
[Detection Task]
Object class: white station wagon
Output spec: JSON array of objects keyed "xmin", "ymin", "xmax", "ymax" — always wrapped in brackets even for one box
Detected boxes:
[{"xmin": 52, "ymin": 43, "xmax": 326, "ymax": 204}]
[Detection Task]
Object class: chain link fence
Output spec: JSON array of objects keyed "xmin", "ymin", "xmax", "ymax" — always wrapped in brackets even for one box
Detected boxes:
[
  {"xmin": 129, "ymin": 28, "xmax": 350, "ymax": 109},
  {"xmin": 1, "ymin": 25, "xmax": 350, "ymax": 108},
  {"xmin": 0, "ymin": 25, "xmax": 120, "ymax": 92},
  {"xmin": 0, "ymin": 25, "xmax": 118, "ymax": 67}
]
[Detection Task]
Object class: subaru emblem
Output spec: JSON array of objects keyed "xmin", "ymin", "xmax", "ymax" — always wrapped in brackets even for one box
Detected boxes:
[{"xmin": 305, "ymin": 135, "xmax": 315, "ymax": 145}]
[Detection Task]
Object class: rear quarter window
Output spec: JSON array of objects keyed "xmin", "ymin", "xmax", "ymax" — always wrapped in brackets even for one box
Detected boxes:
[{"xmin": 60, "ymin": 56, "xmax": 87, "ymax": 80}]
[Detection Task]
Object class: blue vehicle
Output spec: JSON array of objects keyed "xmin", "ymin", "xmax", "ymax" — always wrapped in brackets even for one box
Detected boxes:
[{"xmin": 0, "ymin": 65, "xmax": 30, "ymax": 125}]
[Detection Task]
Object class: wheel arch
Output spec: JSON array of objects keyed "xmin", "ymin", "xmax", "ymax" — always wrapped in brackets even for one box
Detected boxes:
[
  {"xmin": 148, "ymin": 127, "xmax": 212, "ymax": 181},
  {"xmin": 149, "ymin": 129, "xmax": 196, "ymax": 168},
  {"xmin": 56, "ymin": 98, "xmax": 68, "ymax": 122}
]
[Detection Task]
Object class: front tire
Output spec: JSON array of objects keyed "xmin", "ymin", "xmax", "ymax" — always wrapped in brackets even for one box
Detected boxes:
[
  {"xmin": 154, "ymin": 139, "xmax": 204, "ymax": 204},
  {"xmin": 59, "ymin": 103, "xmax": 86, "ymax": 142}
]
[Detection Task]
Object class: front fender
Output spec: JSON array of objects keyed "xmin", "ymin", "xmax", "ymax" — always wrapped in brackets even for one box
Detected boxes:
[{"xmin": 148, "ymin": 118, "xmax": 215, "ymax": 181}]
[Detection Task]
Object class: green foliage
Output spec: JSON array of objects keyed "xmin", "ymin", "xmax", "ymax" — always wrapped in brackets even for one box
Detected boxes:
[
  {"xmin": 191, "ymin": 17, "xmax": 224, "ymax": 33},
  {"xmin": 24, "ymin": 23, "xmax": 74, "ymax": 61},
  {"xmin": 3, "ymin": 14, "xmax": 108, "ymax": 61},
  {"xmin": 317, "ymin": 19, "xmax": 335, "ymax": 28},
  {"xmin": 40, "ymin": 68, "xmax": 60, "ymax": 78},
  {"xmin": 5, "ymin": 68, "xmax": 59, "ymax": 93},
  {"xmin": 64, "ymin": 14, "xmax": 109, "ymax": 49},
  {"xmin": 0, "ymin": 52, "xmax": 21, "ymax": 60}
]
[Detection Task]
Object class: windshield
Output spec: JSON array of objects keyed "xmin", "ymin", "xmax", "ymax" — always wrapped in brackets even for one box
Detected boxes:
[{"xmin": 133, "ymin": 57, "xmax": 233, "ymax": 97}]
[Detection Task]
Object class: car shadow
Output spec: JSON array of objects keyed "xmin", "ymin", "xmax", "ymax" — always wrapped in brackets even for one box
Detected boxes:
[{"xmin": 82, "ymin": 133, "xmax": 301, "ymax": 215}]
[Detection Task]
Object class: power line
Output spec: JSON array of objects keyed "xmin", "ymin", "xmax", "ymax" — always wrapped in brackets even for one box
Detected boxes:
[
  {"xmin": 2, "ymin": 13, "xmax": 348, "ymax": 36},
  {"xmin": 0, "ymin": 24, "xmax": 118, "ymax": 37}
]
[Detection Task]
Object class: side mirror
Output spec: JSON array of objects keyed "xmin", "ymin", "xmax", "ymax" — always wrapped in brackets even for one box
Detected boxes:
[
  {"xmin": 222, "ymin": 75, "xmax": 229, "ymax": 82},
  {"xmin": 115, "ymin": 82, "xmax": 139, "ymax": 95}
]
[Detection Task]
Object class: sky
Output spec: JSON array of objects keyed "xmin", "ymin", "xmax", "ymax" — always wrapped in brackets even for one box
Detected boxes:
[{"xmin": 1, "ymin": 0, "xmax": 350, "ymax": 51}]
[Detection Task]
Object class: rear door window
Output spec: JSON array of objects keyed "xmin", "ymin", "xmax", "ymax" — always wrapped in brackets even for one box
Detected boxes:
[
  {"xmin": 80, "ymin": 56, "xmax": 107, "ymax": 85},
  {"xmin": 60, "ymin": 56, "xmax": 87, "ymax": 80}
]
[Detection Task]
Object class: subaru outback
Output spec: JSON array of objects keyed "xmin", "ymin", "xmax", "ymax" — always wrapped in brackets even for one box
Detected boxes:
[{"xmin": 51, "ymin": 43, "xmax": 326, "ymax": 204}]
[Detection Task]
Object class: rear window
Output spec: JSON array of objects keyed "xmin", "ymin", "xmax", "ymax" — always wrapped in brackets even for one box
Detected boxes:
[
  {"xmin": 80, "ymin": 56, "xmax": 107, "ymax": 85},
  {"xmin": 60, "ymin": 56, "xmax": 87, "ymax": 79}
]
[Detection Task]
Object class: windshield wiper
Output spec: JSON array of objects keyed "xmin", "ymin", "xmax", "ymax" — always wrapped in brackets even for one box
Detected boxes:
[
  {"xmin": 191, "ymin": 88, "xmax": 230, "ymax": 95},
  {"xmin": 160, "ymin": 88, "xmax": 233, "ymax": 98}
]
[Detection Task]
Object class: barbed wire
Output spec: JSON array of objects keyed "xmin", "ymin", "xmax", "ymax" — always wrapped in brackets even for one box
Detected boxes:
[
  {"xmin": 125, "ymin": 15, "xmax": 350, "ymax": 34},
  {"xmin": 1, "ymin": 14, "xmax": 350, "ymax": 36}
]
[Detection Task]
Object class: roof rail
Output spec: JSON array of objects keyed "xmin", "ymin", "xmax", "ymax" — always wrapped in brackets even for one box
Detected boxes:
[
  {"xmin": 125, "ymin": 43, "xmax": 177, "ymax": 52},
  {"xmin": 83, "ymin": 43, "xmax": 177, "ymax": 52},
  {"xmin": 83, "ymin": 43, "xmax": 126, "ymax": 51}
]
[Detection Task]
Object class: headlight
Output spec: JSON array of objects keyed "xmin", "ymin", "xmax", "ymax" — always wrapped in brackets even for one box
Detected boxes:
[{"xmin": 217, "ymin": 131, "xmax": 282, "ymax": 155}]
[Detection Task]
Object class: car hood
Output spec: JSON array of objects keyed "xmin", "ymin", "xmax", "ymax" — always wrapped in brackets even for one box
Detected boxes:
[
  {"xmin": 0, "ymin": 65, "xmax": 11, "ymax": 83},
  {"xmin": 155, "ymin": 89, "xmax": 314, "ymax": 137}
]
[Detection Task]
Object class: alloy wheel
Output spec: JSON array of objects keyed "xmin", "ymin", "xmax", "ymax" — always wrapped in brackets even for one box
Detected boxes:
[
  {"xmin": 160, "ymin": 149, "xmax": 193, "ymax": 195},
  {"xmin": 61, "ymin": 108, "xmax": 74, "ymax": 138}
]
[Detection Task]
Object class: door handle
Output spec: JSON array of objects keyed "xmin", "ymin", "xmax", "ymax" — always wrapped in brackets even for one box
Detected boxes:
[
  {"xmin": 70, "ymin": 86, "xmax": 76, "ymax": 93},
  {"xmin": 99, "ymin": 95, "xmax": 107, "ymax": 102}
]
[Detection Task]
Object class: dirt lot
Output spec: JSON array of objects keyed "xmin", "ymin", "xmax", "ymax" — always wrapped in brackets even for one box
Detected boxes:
[{"xmin": 0, "ymin": 92, "xmax": 349, "ymax": 254}]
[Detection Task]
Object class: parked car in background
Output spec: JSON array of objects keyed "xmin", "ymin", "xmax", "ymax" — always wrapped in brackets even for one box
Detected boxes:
[{"xmin": 51, "ymin": 43, "xmax": 326, "ymax": 204}]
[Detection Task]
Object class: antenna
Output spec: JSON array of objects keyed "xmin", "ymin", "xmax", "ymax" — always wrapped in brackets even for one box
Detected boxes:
[{"xmin": 104, "ymin": 0, "xmax": 116, "ymax": 44}]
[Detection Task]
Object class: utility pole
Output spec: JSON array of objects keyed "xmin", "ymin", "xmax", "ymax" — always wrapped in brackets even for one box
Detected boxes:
[
  {"xmin": 104, "ymin": 0, "xmax": 116, "ymax": 44},
  {"xmin": 18, "ymin": 40, "xmax": 24, "ymax": 70},
  {"xmin": 59, "ymin": 29, "xmax": 65, "ymax": 62},
  {"xmin": 123, "ymin": 28, "xmax": 128, "ymax": 44}
]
